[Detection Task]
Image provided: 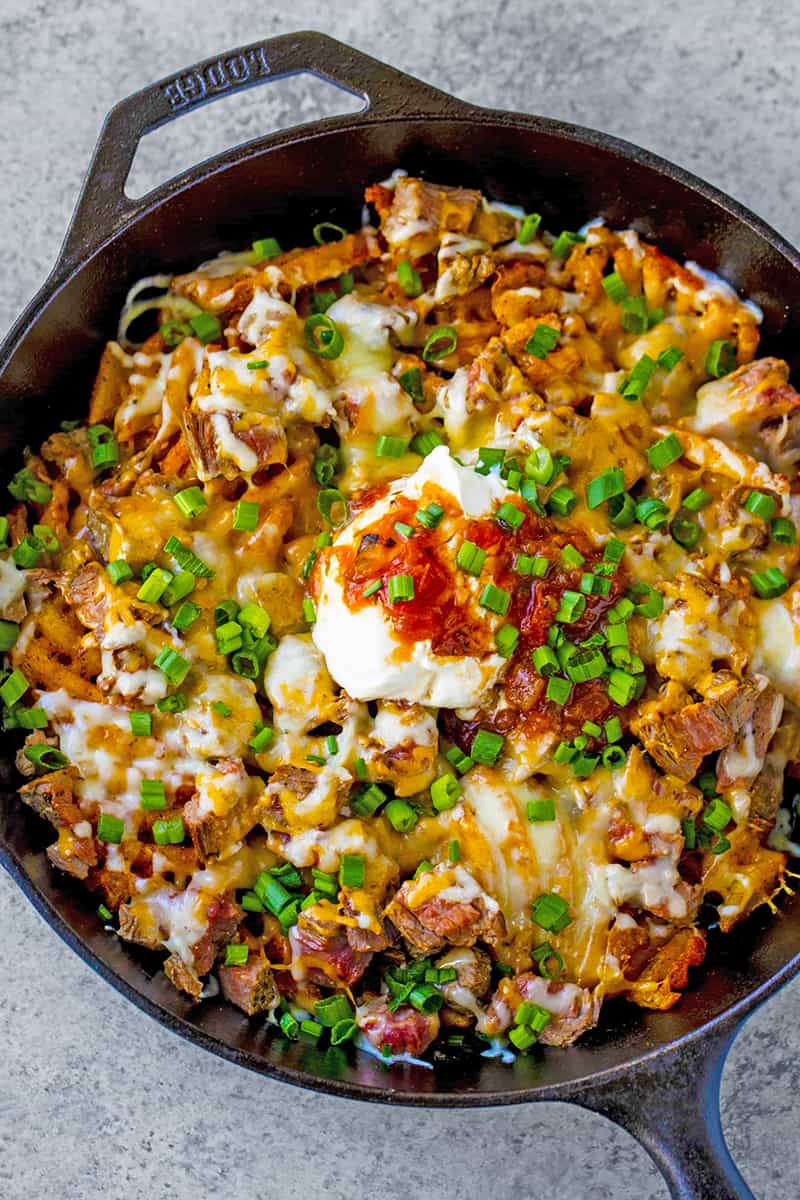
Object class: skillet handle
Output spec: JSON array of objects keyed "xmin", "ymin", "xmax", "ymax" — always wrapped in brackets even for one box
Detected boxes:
[
  {"xmin": 572, "ymin": 1024, "xmax": 754, "ymax": 1200},
  {"xmin": 57, "ymin": 31, "xmax": 466, "ymax": 269}
]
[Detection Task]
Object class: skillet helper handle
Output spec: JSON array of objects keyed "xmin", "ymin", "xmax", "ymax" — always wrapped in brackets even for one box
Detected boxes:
[
  {"xmin": 573, "ymin": 1025, "xmax": 754, "ymax": 1200},
  {"xmin": 57, "ymin": 31, "xmax": 463, "ymax": 268}
]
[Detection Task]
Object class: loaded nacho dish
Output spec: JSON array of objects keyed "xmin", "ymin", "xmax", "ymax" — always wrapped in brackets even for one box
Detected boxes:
[{"xmin": 6, "ymin": 173, "xmax": 800, "ymax": 1064}]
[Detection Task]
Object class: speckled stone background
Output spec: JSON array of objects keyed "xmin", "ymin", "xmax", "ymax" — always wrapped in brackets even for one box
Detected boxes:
[{"xmin": 1, "ymin": 2, "xmax": 799, "ymax": 1197}]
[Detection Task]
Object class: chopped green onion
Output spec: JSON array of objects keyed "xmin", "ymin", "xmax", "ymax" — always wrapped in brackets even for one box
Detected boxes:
[
  {"xmin": 315, "ymin": 994, "xmax": 353, "ymax": 1026},
  {"xmin": 14, "ymin": 707, "xmax": 47, "ymax": 730},
  {"xmin": 744, "ymin": 491, "xmax": 777, "ymax": 521},
  {"xmin": 163, "ymin": 535, "xmax": 215, "ymax": 578},
  {"xmin": 247, "ymin": 359, "xmax": 268, "ymax": 370},
  {"xmin": 671, "ymin": 517, "xmax": 701, "ymax": 549},
  {"xmin": 0, "ymin": 620, "xmax": 19, "ymax": 652},
  {"xmin": 750, "ymin": 566, "xmax": 789, "ymax": 598},
  {"xmin": 607, "ymin": 669, "xmax": 637, "ymax": 706},
  {"xmin": 0, "ymin": 669, "xmax": 28, "ymax": 707},
  {"xmin": 456, "ymin": 540, "xmax": 486, "ymax": 575},
  {"xmin": 532, "ymin": 892, "xmax": 571, "ymax": 932},
  {"xmin": 555, "ymin": 590, "xmax": 586, "ymax": 623},
  {"xmin": 551, "ymin": 230, "xmax": 585, "ymax": 259},
  {"xmin": 706, "ymin": 339, "xmax": 736, "ymax": 378},
  {"xmin": 527, "ymin": 797, "xmax": 555, "ymax": 822},
  {"xmin": 154, "ymin": 647, "xmax": 190, "ymax": 687},
  {"xmin": 140, "ymin": 779, "xmax": 166, "ymax": 811},
  {"xmin": 532, "ymin": 645, "xmax": 560, "ymax": 676},
  {"xmin": 415, "ymin": 502, "xmax": 445, "ymax": 529},
  {"xmin": 375, "ymin": 434, "xmax": 408, "ymax": 458},
  {"xmin": 431, "ymin": 773, "xmax": 462, "ymax": 812},
  {"xmin": 703, "ymin": 797, "xmax": 732, "ymax": 832},
  {"xmin": 305, "ymin": 313, "xmax": 344, "ymax": 359},
  {"xmin": 545, "ymin": 676, "xmax": 572, "ymax": 706},
  {"xmin": 233, "ymin": 500, "xmax": 260, "ymax": 532},
  {"xmin": 548, "ymin": 486, "xmax": 577, "ymax": 517},
  {"xmin": 313, "ymin": 221, "xmax": 347, "ymax": 244},
  {"xmin": 647, "ymin": 433, "xmax": 683, "ymax": 471},
  {"xmin": 682, "ymin": 488, "xmax": 712, "ymax": 512},
  {"xmin": 238, "ymin": 603, "xmax": 271, "ymax": 639},
  {"xmin": 156, "ymin": 692, "xmax": 187, "ymax": 714},
  {"xmin": 387, "ymin": 574, "xmax": 414, "ymax": 603},
  {"xmin": 329, "ymin": 1017, "xmax": 357, "ymax": 1045},
  {"xmin": 97, "ymin": 903, "xmax": 113, "ymax": 922},
  {"xmin": 628, "ymin": 582, "xmax": 664, "ymax": 617},
  {"xmin": 532, "ymin": 942, "xmax": 565, "ymax": 980},
  {"xmin": 524, "ymin": 323, "xmax": 559, "ymax": 358},
  {"xmin": 658, "ymin": 346, "xmax": 685, "ymax": 371},
  {"xmin": 496, "ymin": 501, "xmax": 524, "ymax": 530},
  {"xmin": 410, "ymin": 429, "xmax": 445, "ymax": 456},
  {"xmin": 771, "ymin": 517, "xmax": 796, "ymax": 544},
  {"xmin": 340, "ymin": 854, "xmax": 365, "ymax": 889},
  {"xmin": 24, "ymin": 744, "xmax": 69, "ymax": 771},
  {"xmin": 516, "ymin": 1001, "xmax": 552, "ymax": 1033},
  {"xmin": 445, "ymin": 745, "xmax": 473, "ymax": 774},
  {"xmin": 12, "ymin": 535, "xmax": 43, "ymax": 569},
  {"xmin": 189, "ymin": 312, "xmax": 222, "ymax": 344},
  {"xmin": 508, "ymin": 1024, "xmax": 538, "ymax": 1052},
  {"xmin": 8, "ymin": 468, "xmax": 51, "ymax": 504},
  {"xmin": 635, "ymin": 497, "xmax": 670, "ymax": 531},
  {"xmin": 213, "ymin": 701, "xmax": 232, "ymax": 718},
  {"xmin": 32, "ymin": 524, "xmax": 59, "ymax": 553},
  {"xmin": 362, "ymin": 579, "xmax": 382, "ymax": 599},
  {"xmin": 97, "ymin": 813, "xmax": 124, "ymax": 844},
  {"xmin": 129, "ymin": 711, "xmax": 152, "ymax": 737},
  {"xmin": 313, "ymin": 444, "xmax": 339, "ymax": 486},
  {"xmin": 495, "ymin": 624, "xmax": 520, "ymax": 658},
  {"xmin": 310, "ymin": 290, "xmax": 337, "ymax": 315},
  {"xmin": 397, "ymin": 260, "xmax": 423, "ymax": 297},
  {"xmin": 602, "ymin": 272, "xmax": 629, "ymax": 303},
  {"xmin": 586, "ymin": 467, "xmax": 625, "ymax": 510},
  {"xmin": 159, "ymin": 320, "xmax": 192, "ymax": 347},
  {"xmin": 422, "ymin": 326, "xmax": 457, "ymax": 362},
  {"xmin": 385, "ymin": 797, "xmax": 418, "ymax": 833},
  {"xmin": 399, "ymin": 368, "xmax": 425, "ymax": 406},
  {"xmin": 518, "ymin": 213, "xmax": 542, "ymax": 244},
  {"xmin": 351, "ymin": 782, "xmax": 386, "ymax": 817},
  {"xmin": 619, "ymin": 354, "xmax": 657, "ymax": 402},
  {"xmin": 162, "ymin": 571, "xmax": 196, "ymax": 606},
  {"xmin": 601, "ymin": 745, "xmax": 627, "ymax": 769},
  {"xmin": 224, "ymin": 944, "xmax": 249, "ymax": 967},
  {"xmin": 608, "ymin": 492, "xmax": 636, "ymax": 528},
  {"xmin": 620, "ymin": 295, "xmax": 648, "ymax": 334},
  {"xmin": 566, "ymin": 648, "xmax": 608, "ymax": 682},
  {"xmin": 471, "ymin": 729, "xmax": 504, "ymax": 765},
  {"xmin": 317, "ymin": 488, "xmax": 349, "ymax": 527},
  {"xmin": 148, "ymin": 812, "xmax": 179, "ymax": 841},
  {"xmin": 394, "ymin": 521, "xmax": 414, "ymax": 540},
  {"xmin": 303, "ymin": 598, "xmax": 316, "ymax": 625},
  {"xmin": 172, "ymin": 486, "xmax": 207, "ymax": 520},
  {"xmin": 560, "ymin": 543, "xmax": 585, "ymax": 569},
  {"xmin": 300, "ymin": 1019, "xmax": 323, "ymax": 1041},
  {"xmin": 252, "ymin": 237, "xmax": 281, "ymax": 259},
  {"xmin": 479, "ymin": 583, "xmax": 510, "ymax": 616},
  {"xmin": 339, "ymin": 272, "xmax": 354, "ymax": 294},
  {"xmin": 136, "ymin": 567, "xmax": 173, "ymax": 604},
  {"xmin": 524, "ymin": 446, "xmax": 554, "ymax": 485},
  {"xmin": 214, "ymin": 600, "xmax": 239, "ymax": 626}
]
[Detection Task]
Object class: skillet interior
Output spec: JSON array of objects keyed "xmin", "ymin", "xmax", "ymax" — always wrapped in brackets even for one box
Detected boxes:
[{"xmin": 2, "ymin": 112, "xmax": 800, "ymax": 1102}]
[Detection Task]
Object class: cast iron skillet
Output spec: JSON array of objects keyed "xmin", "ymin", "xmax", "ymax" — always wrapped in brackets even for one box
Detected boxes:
[{"xmin": 1, "ymin": 31, "xmax": 799, "ymax": 1200}]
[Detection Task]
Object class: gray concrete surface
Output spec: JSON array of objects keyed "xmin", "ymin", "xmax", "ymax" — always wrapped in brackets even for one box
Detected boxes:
[{"xmin": 1, "ymin": 2, "xmax": 798, "ymax": 1196}]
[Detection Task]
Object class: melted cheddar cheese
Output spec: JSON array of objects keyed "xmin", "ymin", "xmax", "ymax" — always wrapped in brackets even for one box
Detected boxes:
[{"xmin": 9, "ymin": 173, "xmax": 799, "ymax": 1060}]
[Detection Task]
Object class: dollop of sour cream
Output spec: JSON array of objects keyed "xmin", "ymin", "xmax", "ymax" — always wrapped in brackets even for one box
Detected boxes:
[{"xmin": 312, "ymin": 447, "xmax": 509, "ymax": 707}]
